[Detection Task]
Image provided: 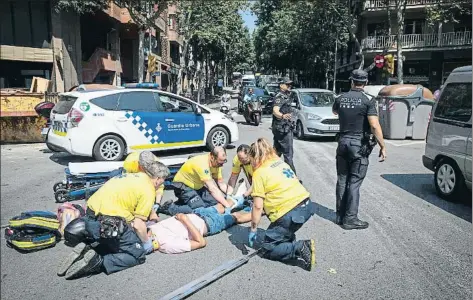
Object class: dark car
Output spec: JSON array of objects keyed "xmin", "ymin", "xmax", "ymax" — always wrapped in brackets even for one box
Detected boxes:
[{"xmin": 265, "ymin": 84, "xmax": 280, "ymax": 97}]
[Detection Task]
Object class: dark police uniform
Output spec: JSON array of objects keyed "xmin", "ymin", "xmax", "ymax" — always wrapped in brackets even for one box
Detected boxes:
[
  {"xmin": 272, "ymin": 85, "xmax": 297, "ymax": 174},
  {"xmin": 332, "ymin": 70, "xmax": 377, "ymax": 229}
]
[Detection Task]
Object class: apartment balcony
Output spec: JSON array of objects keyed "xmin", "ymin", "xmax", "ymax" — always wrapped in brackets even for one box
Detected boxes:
[
  {"xmin": 361, "ymin": 31, "xmax": 472, "ymax": 52},
  {"xmin": 363, "ymin": 0, "xmax": 468, "ymax": 13}
]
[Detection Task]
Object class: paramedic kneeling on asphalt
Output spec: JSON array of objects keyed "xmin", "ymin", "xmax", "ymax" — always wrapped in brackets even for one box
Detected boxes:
[
  {"xmin": 332, "ymin": 69, "xmax": 386, "ymax": 230},
  {"xmin": 160, "ymin": 146, "xmax": 236, "ymax": 216},
  {"xmin": 58, "ymin": 155, "xmax": 170, "ymax": 279},
  {"xmin": 248, "ymin": 138, "xmax": 316, "ymax": 271}
]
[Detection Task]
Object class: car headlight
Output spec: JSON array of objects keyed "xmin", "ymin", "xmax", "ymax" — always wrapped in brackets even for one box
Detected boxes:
[{"xmin": 307, "ymin": 113, "xmax": 322, "ymax": 121}]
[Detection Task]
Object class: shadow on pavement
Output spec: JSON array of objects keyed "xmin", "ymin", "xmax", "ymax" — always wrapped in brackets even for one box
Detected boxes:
[
  {"xmin": 300, "ymin": 136, "xmax": 337, "ymax": 143},
  {"xmin": 381, "ymin": 173, "xmax": 472, "ymax": 222},
  {"xmin": 313, "ymin": 201, "xmax": 337, "ymax": 223},
  {"xmin": 226, "ymin": 224, "xmax": 266, "ymax": 255}
]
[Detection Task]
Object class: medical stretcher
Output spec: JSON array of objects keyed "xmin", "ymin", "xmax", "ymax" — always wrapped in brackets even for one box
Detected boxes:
[{"xmin": 53, "ymin": 158, "xmax": 186, "ymax": 203}]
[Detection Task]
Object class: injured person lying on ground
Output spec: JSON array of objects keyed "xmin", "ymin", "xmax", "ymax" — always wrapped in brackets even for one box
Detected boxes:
[{"xmin": 148, "ymin": 203, "xmax": 252, "ymax": 254}]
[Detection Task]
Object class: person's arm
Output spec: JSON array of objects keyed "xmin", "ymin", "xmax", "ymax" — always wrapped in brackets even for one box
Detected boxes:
[
  {"xmin": 227, "ymin": 173, "xmax": 239, "ymax": 190},
  {"xmin": 217, "ymin": 180, "xmax": 233, "ymax": 195},
  {"xmin": 250, "ymin": 197, "xmax": 264, "ymax": 231},
  {"xmin": 175, "ymin": 214, "xmax": 207, "ymax": 250},
  {"xmin": 272, "ymin": 96, "xmax": 291, "ymax": 120},
  {"xmin": 332, "ymin": 96, "xmax": 340, "ymax": 115},
  {"xmin": 204, "ymin": 180, "xmax": 231, "ymax": 207},
  {"xmin": 243, "ymin": 185, "xmax": 253, "ymax": 198},
  {"xmin": 368, "ymin": 116, "xmax": 386, "ymax": 161},
  {"xmin": 131, "ymin": 218, "xmax": 149, "ymax": 243}
]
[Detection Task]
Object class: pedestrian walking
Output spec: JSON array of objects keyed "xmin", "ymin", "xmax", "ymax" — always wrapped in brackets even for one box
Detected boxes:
[
  {"xmin": 272, "ymin": 79, "xmax": 296, "ymax": 173},
  {"xmin": 332, "ymin": 69, "xmax": 387, "ymax": 230}
]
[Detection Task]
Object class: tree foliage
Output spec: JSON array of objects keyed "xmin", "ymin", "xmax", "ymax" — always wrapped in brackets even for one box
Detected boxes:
[
  {"xmin": 426, "ymin": 1, "xmax": 472, "ymax": 26},
  {"xmin": 53, "ymin": 0, "xmax": 109, "ymax": 14},
  {"xmin": 252, "ymin": 0, "xmax": 351, "ymax": 87}
]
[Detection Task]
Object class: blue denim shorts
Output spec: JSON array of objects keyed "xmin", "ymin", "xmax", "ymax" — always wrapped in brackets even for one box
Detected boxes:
[{"xmin": 194, "ymin": 207, "xmax": 236, "ymax": 236}]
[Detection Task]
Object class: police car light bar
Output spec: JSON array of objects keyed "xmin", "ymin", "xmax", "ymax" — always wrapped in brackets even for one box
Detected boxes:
[{"xmin": 123, "ymin": 82, "xmax": 160, "ymax": 89}]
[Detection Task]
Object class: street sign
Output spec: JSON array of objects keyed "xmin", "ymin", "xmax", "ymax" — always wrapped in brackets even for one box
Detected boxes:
[{"xmin": 375, "ymin": 55, "xmax": 385, "ymax": 69}]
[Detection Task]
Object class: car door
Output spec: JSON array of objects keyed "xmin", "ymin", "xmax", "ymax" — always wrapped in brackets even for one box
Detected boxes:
[
  {"xmin": 156, "ymin": 93, "xmax": 205, "ymax": 148},
  {"xmin": 113, "ymin": 91, "xmax": 165, "ymax": 150},
  {"xmin": 290, "ymin": 91, "xmax": 302, "ymax": 123},
  {"xmin": 465, "ymin": 131, "xmax": 472, "ymax": 183}
]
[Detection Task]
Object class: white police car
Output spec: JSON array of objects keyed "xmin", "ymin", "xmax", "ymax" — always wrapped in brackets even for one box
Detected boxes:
[{"xmin": 46, "ymin": 83, "xmax": 239, "ymax": 161}]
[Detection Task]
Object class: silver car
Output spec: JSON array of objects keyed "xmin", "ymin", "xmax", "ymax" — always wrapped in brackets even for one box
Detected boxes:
[{"xmin": 290, "ymin": 88, "xmax": 339, "ymax": 139}]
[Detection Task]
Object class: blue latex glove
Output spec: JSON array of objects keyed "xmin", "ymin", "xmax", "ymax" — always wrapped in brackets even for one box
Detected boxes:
[
  {"xmin": 153, "ymin": 204, "xmax": 160, "ymax": 212},
  {"xmin": 231, "ymin": 195, "xmax": 245, "ymax": 209},
  {"xmin": 143, "ymin": 239, "xmax": 154, "ymax": 254},
  {"xmin": 224, "ymin": 206, "xmax": 233, "ymax": 215},
  {"xmin": 248, "ymin": 230, "xmax": 257, "ymax": 248}
]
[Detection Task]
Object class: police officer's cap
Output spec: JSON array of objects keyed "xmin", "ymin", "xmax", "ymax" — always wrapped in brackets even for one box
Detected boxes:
[
  {"xmin": 349, "ymin": 69, "xmax": 368, "ymax": 82},
  {"xmin": 279, "ymin": 79, "xmax": 293, "ymax": 85}
]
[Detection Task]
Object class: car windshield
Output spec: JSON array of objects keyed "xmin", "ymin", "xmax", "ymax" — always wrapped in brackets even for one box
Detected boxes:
[
  {"xmin": 266, "ymin": 85, "xmax": 279, "ymax": 93},
  {"xmin": 251, "ymin": 88, "xmax": 266, "ymax": 96},
  {"xmin": 300, "ymin": 92, "xmax": 335, "ymax": 107}
]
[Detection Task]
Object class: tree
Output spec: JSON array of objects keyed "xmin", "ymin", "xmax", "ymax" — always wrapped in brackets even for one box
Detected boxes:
[
  {"xmin": 52, "ymin": 0, "xmax": 109, "ymax": 14},
  {"xmin": 426, "ymin": 1, "xmax": 472, "ymax": 26}
]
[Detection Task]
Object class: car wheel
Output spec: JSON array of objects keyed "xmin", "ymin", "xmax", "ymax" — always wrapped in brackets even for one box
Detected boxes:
[
  {"xmin": 53, "ymin": 182, "xmax": 66, "ymax": 192},
  {"xmin": 93, "ymin": 135, "xmax": 125, "ymax": 161},
  {"xmin": 296, "ymin": 121, "xmax": 305, "ymax": 140},
  {"xmin": 206, "ymin": 126, "xmax": 229, "ymax": 150},
  {"xmin": 434, "ymin": 158, "xmax": 466, "ymax": 201},
  {"xmin": 46, "ymin": 142, "xmax": 62, "ymax": 152}
]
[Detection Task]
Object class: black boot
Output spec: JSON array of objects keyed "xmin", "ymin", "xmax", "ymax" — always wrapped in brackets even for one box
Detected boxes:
[
  {"xmin": 65, "ymin": 249, "xmax": 103, "ymax": 280},
  {"xmin": 296, "ymin": 239, "xmax": 316, "ymax": 271},
  {"xmin": 57, "ymin": 242, "xmax": 91, "ymax": 276},
  {"xmin": 341, "ymin": 218, "xmax": 369, "ymax": 230},
  {"xmin": 335, "ymin": 213, "xmax": 343, "ymax": 225}
]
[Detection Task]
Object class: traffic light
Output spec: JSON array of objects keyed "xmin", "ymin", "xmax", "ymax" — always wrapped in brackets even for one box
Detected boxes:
[
  {"xmin": 147, "ymin": 54, "xmax": 156, "ymax": 73},
  {"xmin": 384, "ymin": 54, "xmax": 394, "ymax": 75}
]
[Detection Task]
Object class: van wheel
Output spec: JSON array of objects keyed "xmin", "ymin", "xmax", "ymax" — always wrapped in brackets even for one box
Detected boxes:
[
  {"xmin": 434, "ymin": 158, "xmax": 466, "ymax": 201},
  {"xmin": 206, "ymin": 126, "xmax": 229, "ymax": 150},
  {"xmin": 93, "ymin": 135, "xmax": 125, "ymax": 161},
  {"xmin": 296, "ymin": 121, "xmax": 305, "ymax": 140}
]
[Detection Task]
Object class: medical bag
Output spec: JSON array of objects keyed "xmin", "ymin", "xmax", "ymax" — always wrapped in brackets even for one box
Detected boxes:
[{"xmin": 5, "ymin": 211, "xmax": 61, "ymax": 252}]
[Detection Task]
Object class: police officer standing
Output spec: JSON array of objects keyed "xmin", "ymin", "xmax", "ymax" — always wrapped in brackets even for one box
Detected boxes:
[
  {"xmin": 332, "ymin": 69, "xmax": 386, "ymax": 230},
  {"xmin": 272, "ymin": 79, "xmax": 296, "ymax": 173}
]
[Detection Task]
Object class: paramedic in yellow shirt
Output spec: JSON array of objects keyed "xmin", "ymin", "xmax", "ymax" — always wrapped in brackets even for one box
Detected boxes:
[
  {"xmin": 123, "ymin": 151, "xmax": 165, "ymax": 207},
  {"xmin": 58, "ymin": 157, "xmax": 170, "ymax": 279},
  {"xmin": 248, "ymin": 138, "xmax": 316, "ymax": 272},
  {"xmin": 228, "ymin": 144, "xmax": 254, "ymax": 198},
  {"xmin": 160, "ymin": 146, "xmax": 239, "ymax": 216}
]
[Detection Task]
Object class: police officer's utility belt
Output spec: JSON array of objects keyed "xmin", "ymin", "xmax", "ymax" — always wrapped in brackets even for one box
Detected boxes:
[
  {"xmin": 87, "ymin": 208, "xmax": 126, "ymax": 239},
  {"xmin": 336, "ymin": 132, "xmax": 377, "ymax": 157}
]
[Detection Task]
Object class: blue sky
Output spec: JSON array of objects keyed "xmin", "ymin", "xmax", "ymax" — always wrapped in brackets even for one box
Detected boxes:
[{"xmin": 239, "ymin": 9, "xmax": 257, "ymax": 33}]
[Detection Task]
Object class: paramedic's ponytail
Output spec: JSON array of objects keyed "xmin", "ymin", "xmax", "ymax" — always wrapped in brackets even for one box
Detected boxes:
[{"xmin": 249, "ymin": 138, "xmax": 277, "ymax": 167}]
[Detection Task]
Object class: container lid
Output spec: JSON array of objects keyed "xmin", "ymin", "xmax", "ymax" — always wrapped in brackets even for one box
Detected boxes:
[{"xmin": 378, "ymin": 84, "xmax": 434, "ymax": 100}]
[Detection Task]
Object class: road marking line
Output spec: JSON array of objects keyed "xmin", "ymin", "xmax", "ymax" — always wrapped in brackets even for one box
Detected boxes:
[{"xmin": 385, "ymin": 140, "xmax": 426, "ymax": 147}]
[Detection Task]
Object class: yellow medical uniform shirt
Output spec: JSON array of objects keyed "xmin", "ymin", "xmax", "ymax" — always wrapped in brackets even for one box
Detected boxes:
[
  {"xmin": 173, "ymin": 154, "xmax": 223, "ymax": 190},
  {"xmin": 87, "ymin": 173, "xmax": 156, "ymax": 222},
  {"xmin": 251, "ymin": 158, "xmax": 310, "ymax": 222},
  {"xmin": 231, "ymin": 155, "xmax": 254, "ymax": 183},
  {"xmin": 123, "ymin": 152, "xmax": 164, "ymax": 195}
]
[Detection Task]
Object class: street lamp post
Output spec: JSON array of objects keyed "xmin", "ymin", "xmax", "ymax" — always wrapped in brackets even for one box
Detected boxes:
[{"xmin": 223, "ymin": 40, "xmax": 227, "ymax": 88}]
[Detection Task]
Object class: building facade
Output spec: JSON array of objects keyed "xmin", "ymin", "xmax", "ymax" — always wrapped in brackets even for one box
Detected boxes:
[
  {"xmin": 336, "ymin": 0, "xmax": 472, "ymax": 91},
  {"xmin": 0, "ymin": 0, "xmax": 184, "ymax": 92}
]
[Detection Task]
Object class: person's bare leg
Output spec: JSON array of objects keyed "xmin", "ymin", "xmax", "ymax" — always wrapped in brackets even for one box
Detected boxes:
[{"xmin": 231, "ymin": 211, "xmax": 251, "ymax": 223}]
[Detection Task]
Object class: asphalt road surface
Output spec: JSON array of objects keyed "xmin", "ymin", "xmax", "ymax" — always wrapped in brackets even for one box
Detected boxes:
[{"xmin": 1, "ymin": 94, "xmax": 471, "ymax": 300}]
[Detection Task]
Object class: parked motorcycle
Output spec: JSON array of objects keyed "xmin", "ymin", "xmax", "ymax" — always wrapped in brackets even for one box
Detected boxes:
[
  {"xmin": 243, "ymin": 97, "xmax": 262, "ymax": 126},
  {"xmin": 34, "ymin": 101, "xmax": 61, "ymax": 152},
  {"xmin": 220, "ymin": 93, "xmax": 231, "ymax": 115}
]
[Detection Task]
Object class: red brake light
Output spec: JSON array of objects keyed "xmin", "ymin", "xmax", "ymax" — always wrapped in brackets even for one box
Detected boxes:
[{"xmin": 68, "ymin": 108, "xmax": 84, "ymax": 127}]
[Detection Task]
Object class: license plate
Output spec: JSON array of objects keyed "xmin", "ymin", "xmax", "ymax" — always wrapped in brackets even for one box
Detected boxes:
[
  {"xmin": 329, "ymin": 126, "xmax": 339, "ymax": 131},
  {"xmin": 41, "ymin": 128, "xmax": 49, "ymax": 135}
]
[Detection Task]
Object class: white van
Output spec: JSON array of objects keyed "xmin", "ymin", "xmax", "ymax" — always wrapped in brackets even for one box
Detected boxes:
[{"xmin": 422, "ymin": 65, "xmax": 472, "ymax": 201}]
